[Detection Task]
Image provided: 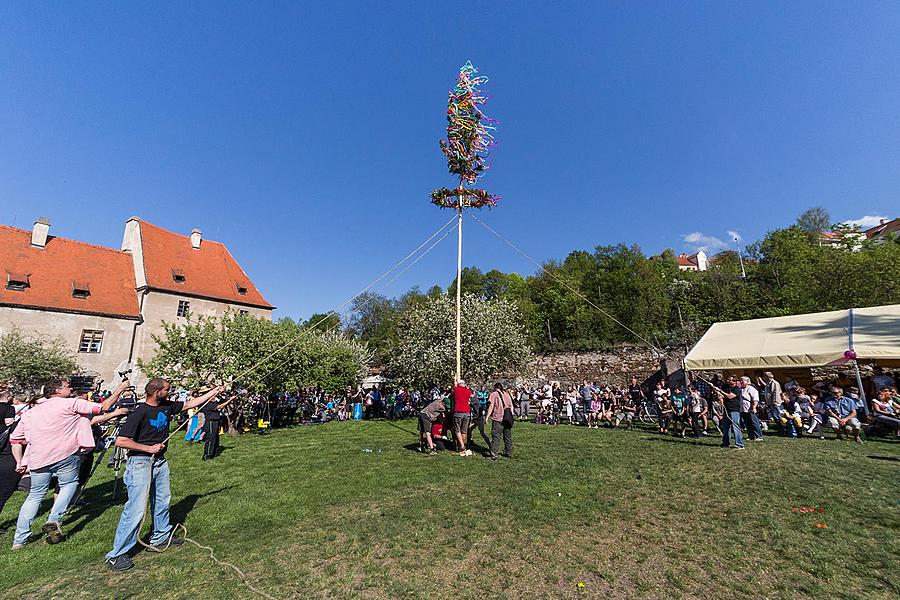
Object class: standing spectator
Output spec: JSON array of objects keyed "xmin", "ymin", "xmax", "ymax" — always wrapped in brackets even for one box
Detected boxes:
[
  {"xmin": 687, "ymin": 384, "xmax": 707, "ymax": 437},
  {"xmin": 628, "ymin": 377, "xmax": 645, "ymax": 413},
  {"xmin": 201, "ymin": 394, "xmax": 233, "ymax": 461},
  {"xmin": 485, "ymin": 382, "xmax": 513, "ymax": 461},
  {"xmin": 822, "ymin": 385, "xmax": 863, "ymax": 443},
  {"xmin": 739, "ymin": 376, "xmax": 764, "ymax": 441},
  {"xmin": 564, "ymin": 386, "xmax": 577, "ymax": 424},
  {"xmin": 452, "ymin": 379, "xmax": 473, "ymax": 456},
  {"xmin": 517, "ymin": 386, "xmax": 531, "ymax": 421},
  {"xmin": 654, "ymin": 382, "xmax": 671, "ymax": 433},
  {"xmin": 10, "ymin": 378, "xmax": 117, "ymax": 549},
  {"xmin": 761, "ymin": 372, "xmax": 782, "ymax": 426},
  {"xmin": 719, "ymin": 376, "xmax": 745, "ymax": 449},
  {"xmin": 0, "ymin": 385, "xmax": 23, "ymax": 527},
  {"xmin": 580, "ymin": 381, "xmax": 593, "ymax": 424}
]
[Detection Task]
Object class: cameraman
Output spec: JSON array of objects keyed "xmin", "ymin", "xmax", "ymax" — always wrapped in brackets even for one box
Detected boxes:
[{"xmin": 105, "ymin": 378, "xmax": 225, "ymax": 571}]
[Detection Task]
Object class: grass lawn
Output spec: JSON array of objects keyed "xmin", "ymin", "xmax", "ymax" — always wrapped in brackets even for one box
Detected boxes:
[{"xmin": 1, "ymin": 420, "xmax": 898, "ymax": 599}]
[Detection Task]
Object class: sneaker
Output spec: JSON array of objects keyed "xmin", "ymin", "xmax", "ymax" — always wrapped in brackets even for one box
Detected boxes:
[
  {"xmin": 428, "ymin": 449, "xmax": 438, "ymax": 456},
  {"xmin": 458, "ymin": 451, "xmax": 467, "ymax": 457},
  {"xmin": 106, "ymin": 555, "xmax": 135, "ymax": 572},
  {"xmin": 735, "ymin": 446, "xmax": 746, "ymax": 450},
  {"xmin": 465, "ymin": 449, "xmax": 473, "ymax": 456},
  {"xmin": 42, "ymin": 521, "xmax": 65, "ymax": 545},
  {"xmin": 11, "ymin": 542, "xmax": 27, "ymax": 551}
]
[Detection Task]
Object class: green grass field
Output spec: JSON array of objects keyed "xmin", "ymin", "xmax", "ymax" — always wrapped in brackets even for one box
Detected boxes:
[{"xmin": 1, "ymin": 420, "xmax": 898, "ymax": 599}]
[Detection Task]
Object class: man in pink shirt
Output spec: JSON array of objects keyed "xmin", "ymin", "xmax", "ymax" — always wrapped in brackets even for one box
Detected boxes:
[{"xmin": 11, "ymin": 377, "xmax": 117, "ymax": 549}]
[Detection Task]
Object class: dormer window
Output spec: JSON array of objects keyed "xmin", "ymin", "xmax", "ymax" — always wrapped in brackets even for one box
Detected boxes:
[
  {"xmin": 6, "ymin": 272, "xmax": 29, "ymax": 291},
  {"xmin": 172, "ymin": 268, "xmax": 186, "ymax": 284},
  {"xmin": 72, "ymin": 280, "xmax": 91, "ymax": 299},
  {"xmin": 236, "ymin": 283, "xmax": 248, "ymax": 295}
]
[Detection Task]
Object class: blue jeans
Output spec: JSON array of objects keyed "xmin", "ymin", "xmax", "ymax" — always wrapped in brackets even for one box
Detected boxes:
[
  {"xmin": 14, "ymin": 452, "xmax": 82, "ymax": 545},
  {"xmin": 742, "ymin": 411, "xmax": 764, "ymax": 440},
  {"xmin": 106, "ymin": 455, "xmax": 172, "ymax": 559},
  {"xmin": 721, "ymin": 411, "xmax": 745, "ymax": 448}
]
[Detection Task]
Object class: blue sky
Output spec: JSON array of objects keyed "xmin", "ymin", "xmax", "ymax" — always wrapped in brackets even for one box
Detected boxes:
[{"xmin": 2, "ymin": 2, "xmax": 898, "ymax": 320}]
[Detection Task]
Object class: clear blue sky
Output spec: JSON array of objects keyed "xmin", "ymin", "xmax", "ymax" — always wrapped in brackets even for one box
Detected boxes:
[{"xmin": 2, "ymin": 2, "xmax": 898, "ymax": 320}]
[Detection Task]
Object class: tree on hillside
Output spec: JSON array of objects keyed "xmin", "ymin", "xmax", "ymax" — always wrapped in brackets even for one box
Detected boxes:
[
  {"xmin": 302, "ymin": 312, "xmax": 341, "ymax": 333},
  {"xmin": 390, "ymin": 293, "xmax": 531, "ymax": 388},
  {"xmin": 0, "ymin": 328, "xmax": 78, "ymax": 398},
  {"xmin": 796, "ymin": 206, "xmax": 831, "ymax": 233}
]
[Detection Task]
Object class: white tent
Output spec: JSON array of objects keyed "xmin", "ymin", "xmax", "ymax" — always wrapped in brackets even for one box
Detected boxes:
[{"xmin": 685, "ymin": 304, "xmax": 900, "ymax": 371}]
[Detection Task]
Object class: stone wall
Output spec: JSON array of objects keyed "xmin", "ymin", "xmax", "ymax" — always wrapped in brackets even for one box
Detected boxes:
[{"xmin": 499, "ymin": 345, "xmax": 687, "ymax": 388}]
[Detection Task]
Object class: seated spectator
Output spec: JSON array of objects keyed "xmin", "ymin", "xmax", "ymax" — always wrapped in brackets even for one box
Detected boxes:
[
  {"xmin": 614, "ymin": 393, "xmax": 637, "ymax": 430},
  {"xmin": 779, "ymin": 392, "xmax": 803, "ymax": 437},
  {"xmin": 871, "ymin": 388, "xmax": 900, "ymax": 438},
  {"xmin": 822, "ymin": 386, "xmax": 863, "ymax": 443}
]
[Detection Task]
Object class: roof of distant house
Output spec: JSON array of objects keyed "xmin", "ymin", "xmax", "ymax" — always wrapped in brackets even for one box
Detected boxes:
[
  {"xmin": 137, "ymin": 220, "xmax": 273, "ymax": 309},
  {"xmin": 864, "ymin": 217, "xmax": 900, "ymax": 240},
  {"xmin": 676, "ymin": 252, "xmax": 700, "ymax": 267},
  {"xmin": 0, "ymin": 224, "xmax": 140, "ymax": 318}
]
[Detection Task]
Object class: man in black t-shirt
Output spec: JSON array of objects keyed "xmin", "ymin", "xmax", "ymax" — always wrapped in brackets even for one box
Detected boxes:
[
  {"xmin": 718, "ymin": 376, "xmax": 744, "ymax": 449},
  {"xmin": 0, "ymin": 388, "xmax": 21, "ymax": 523},
  {"xmin": 106, "ymin": 378, "xmax": 225, "ymax": 571}
]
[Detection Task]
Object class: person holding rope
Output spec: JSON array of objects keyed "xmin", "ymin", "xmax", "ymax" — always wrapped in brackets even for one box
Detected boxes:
[
  {"xmin": 10, "ymin": 377, "xmax": 119, "ymax": 549},
  {"xmin": 105, "ymin": 378, "xmax": 225, "ymax": 572}
]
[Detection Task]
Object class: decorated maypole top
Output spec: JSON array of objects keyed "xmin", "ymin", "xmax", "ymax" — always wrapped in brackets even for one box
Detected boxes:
[
  {"xmin": 431, "ymin": 61, "xmax": 500, "ymax": 209},
  {"xmin": 431, "ymin": 61, "xmax": 499, "ymax": 383}
]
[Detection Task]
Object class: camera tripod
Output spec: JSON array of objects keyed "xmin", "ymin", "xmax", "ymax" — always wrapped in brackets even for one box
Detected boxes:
[{"xmin": 86, "ymin": 420, "xmax": 129, "ymax": 501}]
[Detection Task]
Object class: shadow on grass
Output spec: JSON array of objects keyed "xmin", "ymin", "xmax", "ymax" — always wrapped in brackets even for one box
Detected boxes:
[{"xmin": 63, "ymin": 482, "xmax": 237, "ymax": 543}]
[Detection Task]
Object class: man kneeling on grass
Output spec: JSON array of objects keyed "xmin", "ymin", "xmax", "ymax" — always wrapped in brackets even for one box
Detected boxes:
[
  {"xmin": 418, "ymin": 396, "xmax": 446, "ymax": 455},
  {"xmin": 105, "ymin": 378, "xmax": 225, "ymax": 572}
]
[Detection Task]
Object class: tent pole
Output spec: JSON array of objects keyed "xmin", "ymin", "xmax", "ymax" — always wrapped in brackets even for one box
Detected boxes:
[{"xmin": 853, "ymin": 360, "xmax": 867, "ymax": 409}]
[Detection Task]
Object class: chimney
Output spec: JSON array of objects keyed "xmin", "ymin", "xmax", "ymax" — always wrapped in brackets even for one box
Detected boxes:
[
  {"xmin": 190, "ymin": 228, "xmax": 202, "ymax": 250},
  {"xmin": 31, "ymin": 217, "xmax": 50, "ymax": 248}
]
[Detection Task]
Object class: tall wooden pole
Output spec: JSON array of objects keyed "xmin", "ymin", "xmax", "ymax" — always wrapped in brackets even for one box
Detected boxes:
[{"xmin": 455, "ymin": 198, "xmax": 463, "ymax": 382}]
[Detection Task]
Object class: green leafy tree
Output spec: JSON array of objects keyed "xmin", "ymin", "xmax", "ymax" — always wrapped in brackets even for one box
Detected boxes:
[
  {"xmin": 302, "ymin": 312, "xmax": 341, "ymax": 333},
  {"xmin": 0, "ymin": 327, "xmax": 78, "ymax": 398},
  {"xmin": 390, "ymin": 293, "xmax": 531, "ymax": 388}
]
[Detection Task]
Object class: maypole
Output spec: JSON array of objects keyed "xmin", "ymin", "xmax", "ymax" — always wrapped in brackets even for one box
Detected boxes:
[{"xmin": 431, "ymin": 61, "xmax": 500, "ymax": 382}]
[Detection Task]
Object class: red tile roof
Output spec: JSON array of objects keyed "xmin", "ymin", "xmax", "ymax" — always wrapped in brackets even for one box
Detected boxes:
[
  {"xmin": 676, "ymin": 253, "xmax": 699, "ymax": 267},
  {"xmin": 0, "ymin": 224, "xmax": 140, "ymax": 318},
  {"xmin": 137, "ymin": 220, "xmax": 273, "ymax": 309},
  {"xmin": 864, "ymin": 217, "xmax": 899, "ymax": 240}
]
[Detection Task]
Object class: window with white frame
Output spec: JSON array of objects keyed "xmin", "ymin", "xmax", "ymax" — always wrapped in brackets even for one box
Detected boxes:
[
  {"xmin": 177, "ymin": 300, "xmax": 190, "ymax": 317},
  {"xmin": 78, "ymin": 330, "xmax": 104, "ymax": 353}
]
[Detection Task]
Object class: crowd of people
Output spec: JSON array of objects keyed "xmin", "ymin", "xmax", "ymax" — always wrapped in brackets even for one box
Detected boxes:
[{"xmin": 1, "ymin": 365, "xmax": 897, "ymax": 568}]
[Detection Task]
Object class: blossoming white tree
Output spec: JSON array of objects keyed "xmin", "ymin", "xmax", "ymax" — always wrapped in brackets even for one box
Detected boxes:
[{"xmin": 390, "ymin": 293, "xmax": 530, "ymax": 388}]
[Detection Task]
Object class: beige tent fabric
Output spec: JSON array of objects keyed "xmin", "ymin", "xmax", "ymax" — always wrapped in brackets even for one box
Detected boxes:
[{"xmin": 684, "ymin": 304, "xmax": 900, "ymax": 371}]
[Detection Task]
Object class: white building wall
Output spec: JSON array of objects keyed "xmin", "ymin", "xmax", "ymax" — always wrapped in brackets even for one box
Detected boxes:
[{"xmin": 0, "ymin": 306, "xmax": 137, "ymax": 381}]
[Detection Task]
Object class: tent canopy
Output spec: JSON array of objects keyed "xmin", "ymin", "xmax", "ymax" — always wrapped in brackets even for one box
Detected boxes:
[{"xmin": 684, "ymin": 304, "xmax": 900, "ymax": 371}]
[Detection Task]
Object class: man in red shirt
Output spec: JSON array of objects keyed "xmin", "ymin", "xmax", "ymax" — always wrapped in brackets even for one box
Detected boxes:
[{"xmin": 452, "ymin": 379, "xmax": 473, "ymax": 456}]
